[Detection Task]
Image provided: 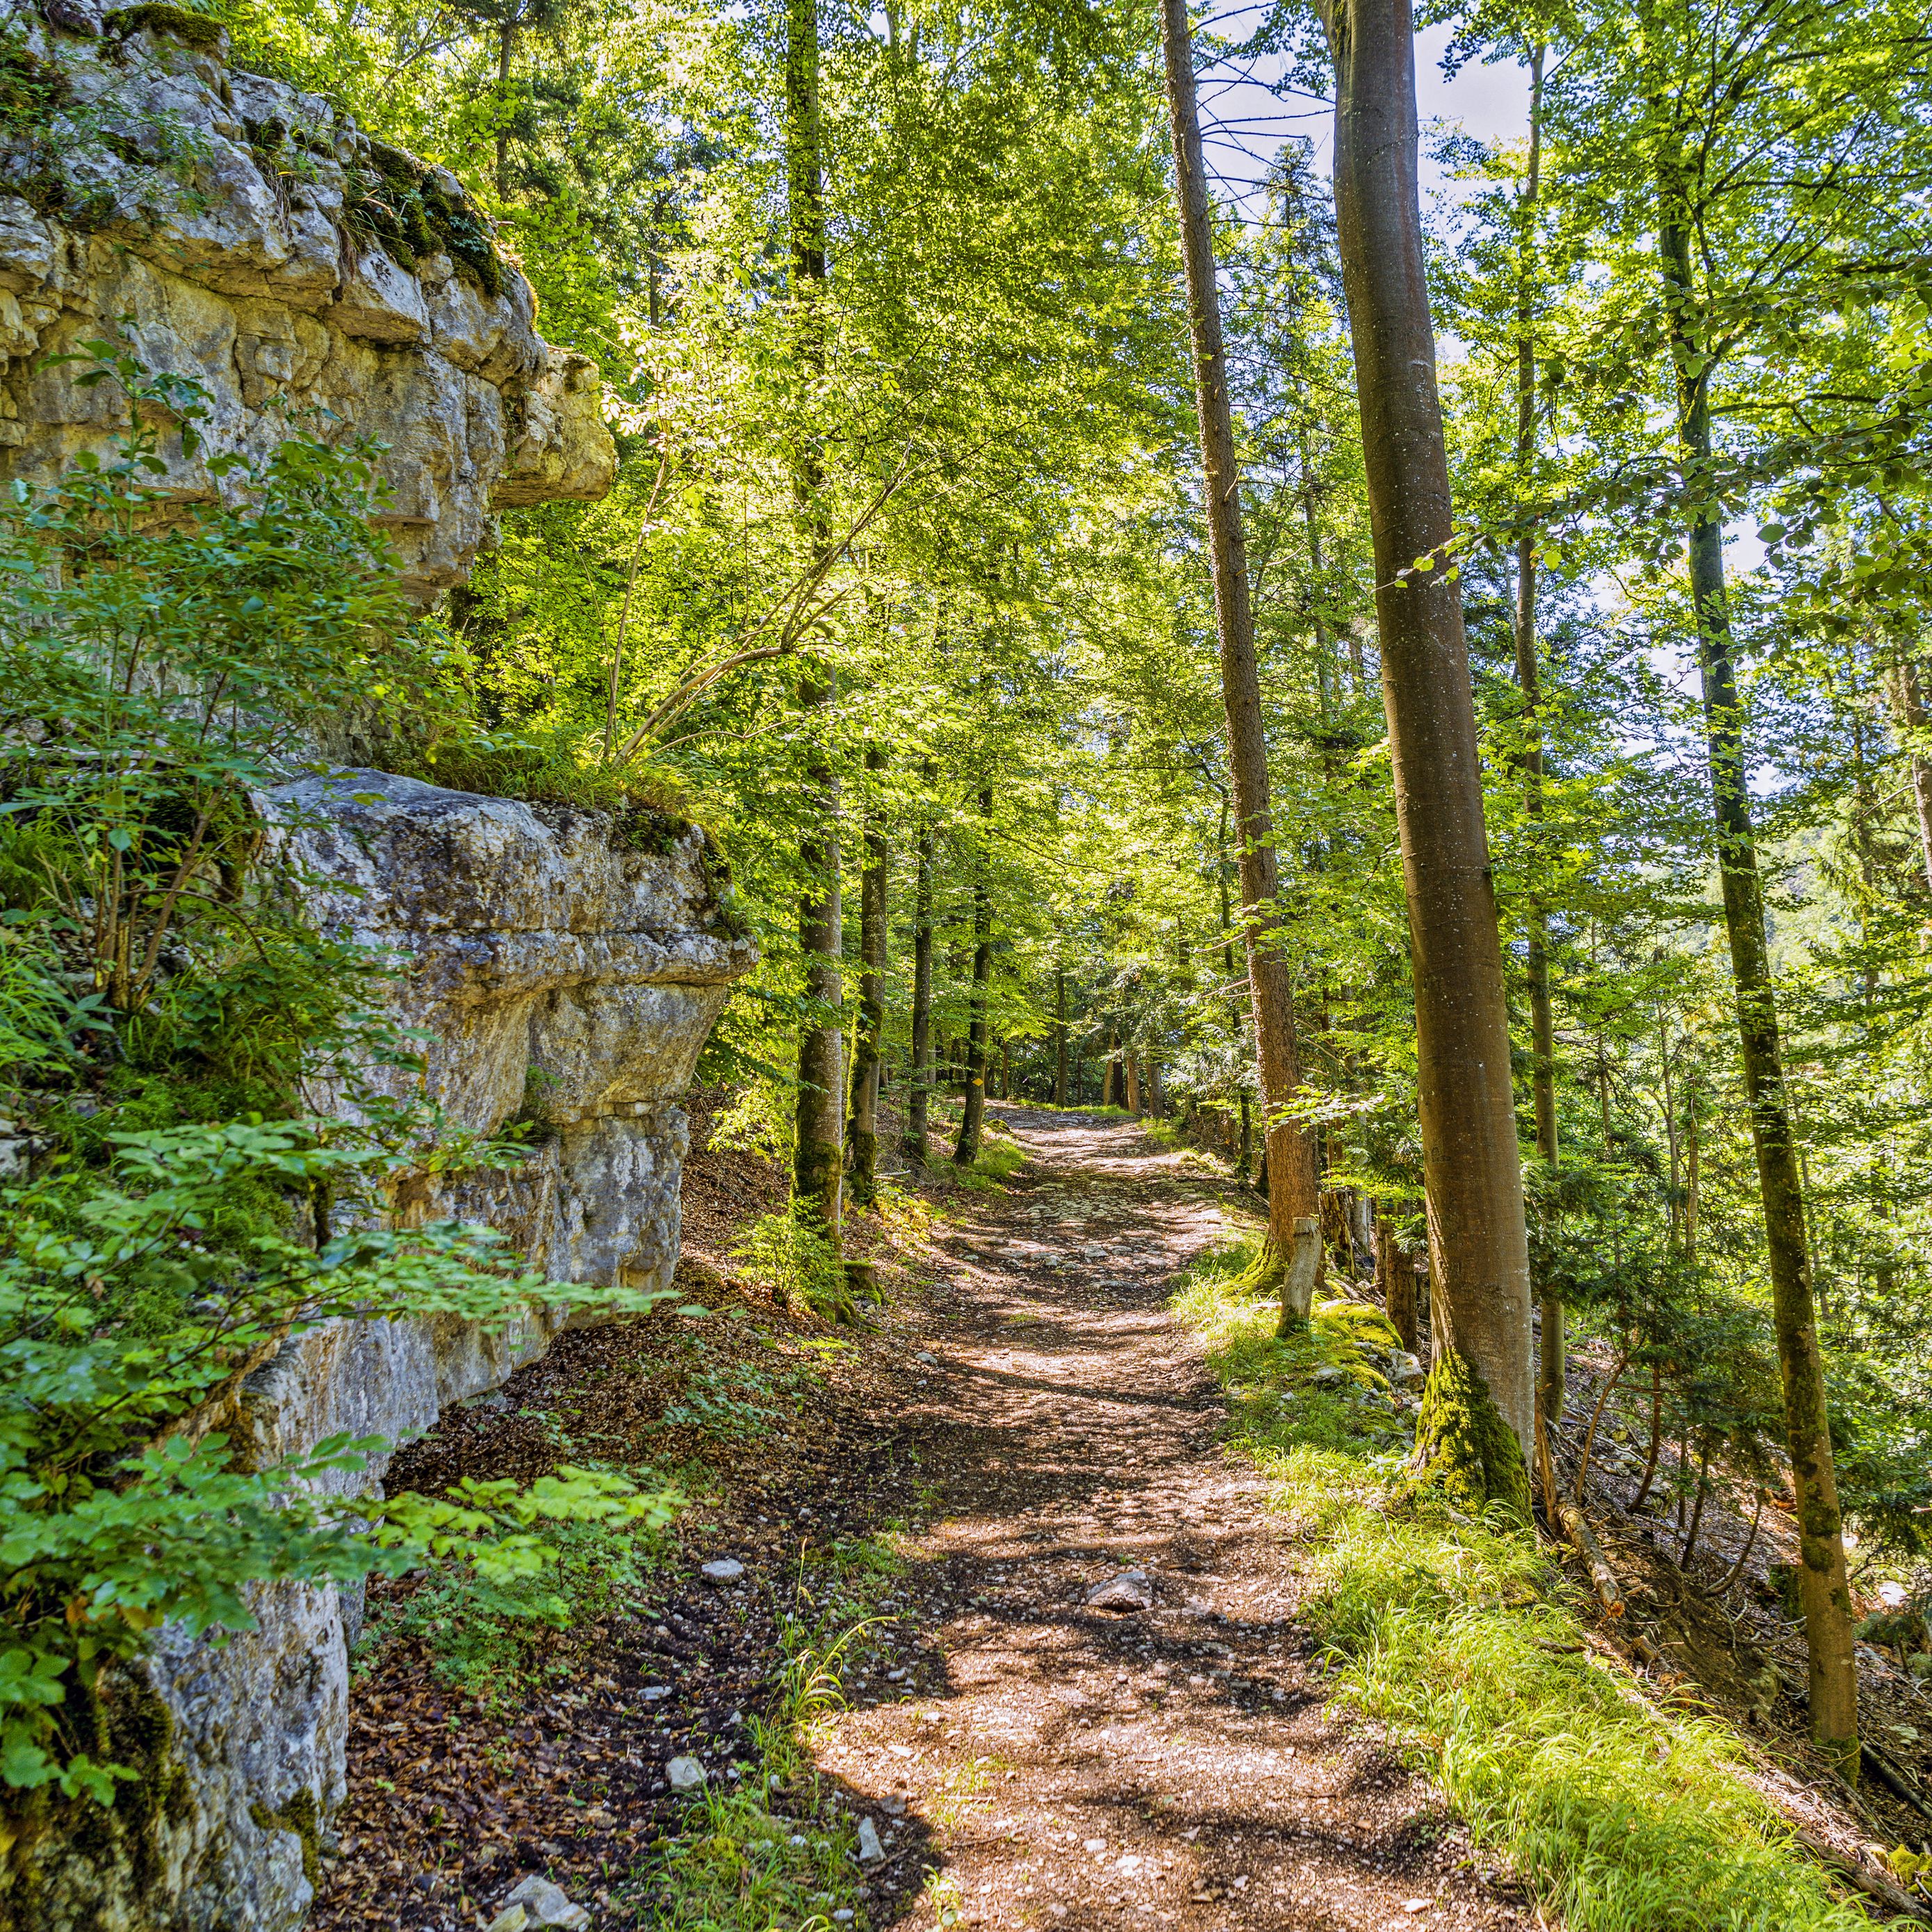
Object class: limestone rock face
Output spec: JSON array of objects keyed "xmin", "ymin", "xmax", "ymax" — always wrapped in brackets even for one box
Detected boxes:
[
  {"xmin": 0, "ymin": 1, "xmax": 616, "ymax": 597},
  {"xmin": 10, "ymin": 774, "xmax": 753, "ymax": 1932}
]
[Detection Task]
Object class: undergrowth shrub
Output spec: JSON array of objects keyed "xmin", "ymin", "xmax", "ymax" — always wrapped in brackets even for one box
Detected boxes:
[
  {"xmin": 357, "ymin": 1489, "xmax": 678, "ymax": 1710},
  {"xmin": 732, "ymin": 1208, "xmax": 848, "ymax": 1317},
  {"xmin": 1174, "ymin": 1237, "xmax": 1872, "ymax": 1932}
]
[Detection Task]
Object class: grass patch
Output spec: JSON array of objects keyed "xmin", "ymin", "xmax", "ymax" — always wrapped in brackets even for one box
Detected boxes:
[
  {"xmin": 954, "ymin": 1121, "xmax": 1029, "ymax": 1191},
  {"xmin": 1173, "ymin": 1238, "xmax": 1871, "ymax": 1932}
]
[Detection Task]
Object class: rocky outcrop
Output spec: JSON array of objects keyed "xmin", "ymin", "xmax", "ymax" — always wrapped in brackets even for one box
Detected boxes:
[
  {"xmin": 15, "ymin": 776, "xmax": 754, "ymax": 1932},
  {"xmin": 0, "ymin": 1, "xmax": 616, "ymax": 597},
  {"xmin": 0, "ymin": 19, "xmax": 711, "ymax": 1928}
]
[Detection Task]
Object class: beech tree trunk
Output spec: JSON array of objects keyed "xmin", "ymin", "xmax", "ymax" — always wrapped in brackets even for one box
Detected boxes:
[
  {"xmin": 954, "ymin": 785, "xmax": 994, "ymax": 1163},
  {"xmin": 1318, "ymin": 0, "xmax": 1532, "ymax": 1448},
  {"xmin": 1162, "ymin": 0, "xmax": 1323, "ymax": 1327},
  {"xmin": 901, "ymin": 784, "xmax": 935, "ymax": 1159},
  {"xmin": 1662, "ymin": 204, "xmax": 1858, "ymax": 1776},
  {"xmin": 1513, "ymin": 47, "xmax": 1564, "ymax": 1468},
  {"xmin": 787, "ymin": 0, "xmax": 842, "ymax": 1241},
  {"xmin": 846, "ymin": 746, "xmax": 887, "ymax": 1206}
]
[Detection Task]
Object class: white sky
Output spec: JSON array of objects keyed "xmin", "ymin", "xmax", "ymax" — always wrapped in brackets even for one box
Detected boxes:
[{"xmin": 1191, "ymin": 19, "xmax": 1532, "ymax": 209}]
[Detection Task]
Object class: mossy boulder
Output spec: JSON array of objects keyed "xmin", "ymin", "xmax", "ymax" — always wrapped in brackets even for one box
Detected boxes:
[{"xmin": 1409, "ymin": 1348, "xmax": 1531, "ymax": 1520}]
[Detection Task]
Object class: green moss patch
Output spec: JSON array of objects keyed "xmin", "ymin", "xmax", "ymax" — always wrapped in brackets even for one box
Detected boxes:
[
  {"xmin": 1409, "ymin": 1346, "xmax": 1532, "ymax": 1520},
  {"xmin": 104, "ymin": 5, "xmax": 227, "ymax": 51},
  {"xmin": 346, "ymin": 138, "xmax": 500, "ymax": 295}
]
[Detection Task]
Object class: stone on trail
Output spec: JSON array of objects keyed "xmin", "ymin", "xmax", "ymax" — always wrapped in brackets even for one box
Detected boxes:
[
  {"xmin": 667, "ymin": 1755, "xmax": 707, "ymax": 1790},
  {"xmin": 702, "ymin": 1557, "xmax": 746, "ymax": 1581},
  {"xmin": 857, "ymin": 1816, "xmax": 887, "ymax": 1863},
  {"xmin": 491, "ymin": 1873, "xmax": 591, "ymax": 1929},
  {"xmin": 1086, "ymin": 1568, "xmax": 1154, "ymax": 1612}
]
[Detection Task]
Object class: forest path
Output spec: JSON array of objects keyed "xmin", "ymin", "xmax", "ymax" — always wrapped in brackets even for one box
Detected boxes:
[{"xmin": 842, "ymin": 1106, "xmax": 1534, "ymax": 1932}]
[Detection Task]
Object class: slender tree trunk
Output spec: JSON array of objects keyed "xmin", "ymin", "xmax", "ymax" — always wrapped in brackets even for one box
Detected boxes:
[
  {"xmin": 1000, "ymin": 1037, "xmax": 1010, "ymax": 1102},
  {"xmin": 794, "ymin": 682, "xmax": 843, "ymax": 1236},
  {"xmin": 846, "ymin": 746, "xmax": 887, "ymax": 1206},
  {"xmin": 1380, "ymin": 1206, "xmax": 1418, "ymax": 1354},
  {"xmin": 1163, "ymin": 0, "xmax": 1322, "ymax": 1327},
  {"xmin": 1888, "ymin": 653, "xmax": 1932, "ymax": 893},
  {"xmin": 1217, "ymin": 800, "xmax": 1256, "ymax": 1184},
  {"xmin": 1512, "ymin": 47, "xmax": 1563, "ymax": 1479},
  {"xmin": 1318, "ymin": 0, "xmax": 1532, "ymax": 1467},
  {"xmin": 902, "ymin": 805, "xmax": 934, "ymax": 1160},
  {"xmin": 787, "ymin": 0, "xmax": 842, "ymax": 1245},
  {"xmin": 1149, "ymin": 1057, "xmax": 1165, "ymax": 1120},
  {"xmin": 1661, "ymin": 203, "xmax": 1857, "ymax": 1776},
  {"xmin": 954, "ymin": 785, "xmax": 994, "ymax": 1163},
  {"xmin": 495, "ymin": 24, "xmax": 514, "ymax": 199},
  {"xmin": 1124, "ymin": 1049, "xmax": 1142, "ymax": 1118},
  {"xmin": 1055, "ymin": 967, "xmax": 1069, "ymax": 1105}
]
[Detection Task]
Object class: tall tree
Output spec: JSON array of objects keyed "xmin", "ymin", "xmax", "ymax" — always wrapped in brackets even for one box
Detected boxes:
[
  {"xmin": 787, "ymin": 0, "xmax": 843, "ymax": 1236},
  {"xmin": 1162, "ymin": 0, "xmax": 1324, "ymax": 1327},
  {"xmin": 1512, "ymin": 45, "xmax": 1564, "ymax": 1482},
  {"xmin": 1659, "ymin": 154, "xmax": 1858, "ymax": 1778},
  {"xmin": 1316, "ymin": 0, "xmax": 1534, "ymax": 1469},
  {"xmin": 954, "ymin": 783, "xmax": 994, "ymax": 1163},
  {"xmin": 846, "ymin": 744, "xmax": 888, "ymax": 1205},
  {"xmin": 903, "ymin": 792, "xmax": 936, "ymax": 1161}
]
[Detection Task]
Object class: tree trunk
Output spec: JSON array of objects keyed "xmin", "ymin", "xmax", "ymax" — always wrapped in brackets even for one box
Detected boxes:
[
  {"xmin": 903, "ymin": 801, "xmax": 935, "ymax": 1160},
  {"xmin": 846, "ymin": 746, "xmax": 887, "ymax": 1206},
  {"xmin": 1124, "ymin": 1049, "xmax": 1142, "ymax": 1118},
  {"xmin": 1513, "ymin": 47, "xmax": 1564, "ymax": 1473},
  {"xmin": 1378, "ymin": 1206, "xmax": 1418, "ymax": 1354},
  {"xmin": 794, "ymin": 678, "xmax": 843, "ymax": 1236},
  {"xmin": 1149, "ymin": 1058, "xmax": 1165, "ymax": 1120},
  {"xmin": 1888, "ymin": 653, "xmax": 1932, "ymax": 894},
  {"xmin": 1163, "ymin": 0, "xmax": 1322, "ymax": 1328},
  {"xmin": 1000, "ymin": 1036, "xmax": 1010, "ymax": 1102},
  {"xmin": 1217, "ymin": 800, "xmax": 1257, "ymax": 1185},
  {"xmin": 1662, "ymin": 202, "xmax": 1858, "ymax": 1776},
  {"xmin": 953, "ymin": 785, "xmax": 994, "ymax": 1163},
  {"xmin": 496, "ymin": 25, "xmax": 514, "ymax": 199},
  {"xmin": 1318, "ymin": 0, "xmax": 1532, "ymax": 1473},
  {"xmin": 1055, "ymin": 967, "xmax": 1069, "ymax": 1105},
  {"xmin": 787, "ymin": 0, "xmax": 842, "ymax": 1247}
]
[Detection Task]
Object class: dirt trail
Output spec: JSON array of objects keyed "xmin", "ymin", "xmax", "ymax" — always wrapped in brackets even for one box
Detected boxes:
[{"xmin": 837, "ymin": 1106, "xmax": 1534, "ymax": 1932}]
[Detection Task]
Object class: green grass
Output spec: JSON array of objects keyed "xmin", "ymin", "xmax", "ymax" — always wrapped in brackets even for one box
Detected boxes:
[{"xmin": 1173, "ymin": 1237, "xmax": 1872, "ymax": 1932}]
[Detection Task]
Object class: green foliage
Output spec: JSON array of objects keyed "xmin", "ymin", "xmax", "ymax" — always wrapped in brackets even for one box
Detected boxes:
[
  {"xmin": 358, "ymin": 1480, "xmax": 678, "ymax": 1709},
  {"xmin": 731, "ymin": 1209, "xmax": 848, "ymax": 1320},
  {"xmin": 0, "ymin": 351, "xmax": 684, "ymax": 1803},
  {"xmin": 1174, "ymin": 1252, "xmax": 1872, "ymax": 1932}
]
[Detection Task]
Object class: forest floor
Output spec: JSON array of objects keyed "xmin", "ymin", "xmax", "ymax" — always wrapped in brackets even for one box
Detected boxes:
[{"xmin": 313, "ymin": 1102, "xmax": 1930, "ymax": 1932}]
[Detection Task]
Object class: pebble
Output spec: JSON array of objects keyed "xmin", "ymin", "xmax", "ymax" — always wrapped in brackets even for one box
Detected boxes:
[
  {"xmin": 701, "ymin": 1558, "xmax": 746, "ymax": 1582},
  {"xmin": 857, "ymin": 1817, "xmax": 886, "ymax": 1863},
  {"xmin": 667, "ymin": 1755, "xmax": 706, "ymax": 1790},
  {"xmin": 639, "ymin": 1685, "xmax": 672, "ymax": 1701}
]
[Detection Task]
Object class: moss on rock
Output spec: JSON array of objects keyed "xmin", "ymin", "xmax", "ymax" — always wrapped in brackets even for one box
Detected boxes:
[
  {"xmin": 104, "ymin": 5, "xmax": 228, "ymax": 51},
  {"xmin": 1409, "ymin": 1347, "xmax": 1531, "ymax": 1520}
]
